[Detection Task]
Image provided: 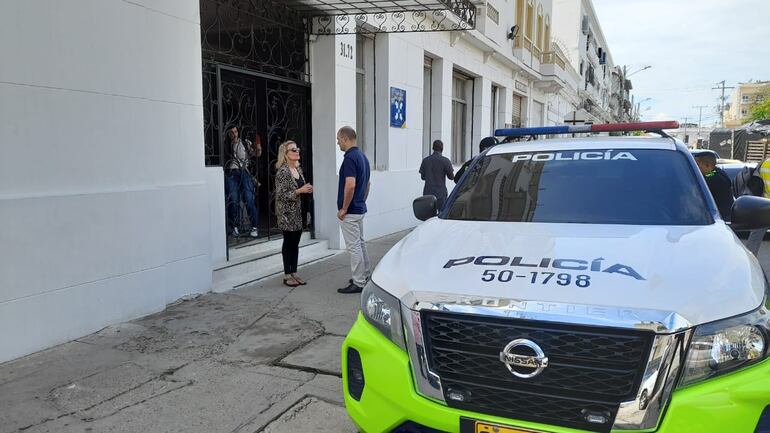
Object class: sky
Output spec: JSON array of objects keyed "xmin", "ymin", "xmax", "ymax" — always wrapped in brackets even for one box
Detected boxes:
[{"xmin": 592, "ymin": 0, "xmax": 770, "ymax": 126}]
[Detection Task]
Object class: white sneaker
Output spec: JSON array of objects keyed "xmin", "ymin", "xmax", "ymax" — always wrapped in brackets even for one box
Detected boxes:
[
  {"xmin": 250, "ymin": 227, "xmax": 259, "ymax": 238},
  {"xmin": 232, "ymin": 227, "xmax": 240, "ymax": 237}
]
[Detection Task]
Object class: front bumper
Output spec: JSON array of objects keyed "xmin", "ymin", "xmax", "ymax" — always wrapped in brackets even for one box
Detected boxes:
[{"xmin": 342, "ymin": 313, "xmax": 770, "ymax": 433}]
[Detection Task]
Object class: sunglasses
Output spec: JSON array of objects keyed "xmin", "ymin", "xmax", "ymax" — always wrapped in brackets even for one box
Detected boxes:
[{"xmin": 287, "ymin": 148, "xmax": 299, "ymax": 153}]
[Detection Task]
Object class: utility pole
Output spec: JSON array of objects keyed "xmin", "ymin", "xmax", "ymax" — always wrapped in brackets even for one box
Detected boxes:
[
  {"xmin": 693, "ymin": 105, "xmax": 708, "ymax": 148},
  {"xmin": 692, "ymin": 105, "xmax": 708, "ymax": 129},
  {"xmin": 682, "ymin": 116, "xmax": 690, "ymax": 146},
  {"xmin": 712, "ymin": 80, "xmax": 735, "ymax": 127}
]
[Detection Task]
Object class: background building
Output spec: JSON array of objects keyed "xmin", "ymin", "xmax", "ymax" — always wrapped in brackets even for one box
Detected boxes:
[
  {"xmin": 551, "ymin": 0, "xmax": 629, "ymax": 124},
  {"xmin": 0, "ymin": 0, "xmax": 632, "ymax": 363},
  {"xmin": 724, "ymin": 80, "xmax": 769, "ymax": 128}
]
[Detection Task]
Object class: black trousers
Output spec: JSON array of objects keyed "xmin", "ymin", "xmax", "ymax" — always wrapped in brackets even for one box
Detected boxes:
[{"xmin": 282, "ymin": 231, "xmax": 303, "ymax": 274}]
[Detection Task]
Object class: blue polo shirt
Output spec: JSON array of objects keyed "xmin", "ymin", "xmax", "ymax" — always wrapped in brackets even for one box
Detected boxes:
[{"xmin": 337, "ymin": 146, "xmax": 370, "ymax": 214}]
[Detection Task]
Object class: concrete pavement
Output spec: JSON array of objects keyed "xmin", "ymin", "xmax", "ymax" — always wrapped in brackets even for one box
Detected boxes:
[{"xmin": 0, "ymin": 230, "xmax": 408, "ymax": 433}]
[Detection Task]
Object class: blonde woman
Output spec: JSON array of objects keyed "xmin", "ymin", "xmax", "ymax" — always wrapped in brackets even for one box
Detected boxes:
[{"xmin": 275, "ymin": 141, "xmax": 313, "ymax": 287}]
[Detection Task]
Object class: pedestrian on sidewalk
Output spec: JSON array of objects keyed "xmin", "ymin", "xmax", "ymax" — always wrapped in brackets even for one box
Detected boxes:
[
  {"xmin": 224, "ymin": 126, "xmax": 261, "ymax": 238},
  {"xmin": 746, "ymin": 157, "xmax": 770, "ymax": 257},
  {"xmin": 275, "ymin": 140, "xmax": 313, "ymax": 287},
  {"xmin": 335, "ymin": 126, "xmax": 372, "ymax": 294},
  {"xmin": 419, "ymin": 140, "xmax": 454, "ymax": 209}
]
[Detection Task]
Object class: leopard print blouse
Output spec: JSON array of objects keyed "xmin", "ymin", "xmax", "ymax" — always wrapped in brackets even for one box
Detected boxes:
[{"xmin": 275, "ymin": 165, "xmax": 305, "ymax": 232}]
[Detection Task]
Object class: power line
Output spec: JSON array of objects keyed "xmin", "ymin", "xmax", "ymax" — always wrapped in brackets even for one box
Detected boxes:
[
  {"xmin": 693, "ymin": 105, "xmax": 708, "ymax": 129},
  {"xmin": 712, "ymin": 80, "xmax": 735, "ymax": 127}
]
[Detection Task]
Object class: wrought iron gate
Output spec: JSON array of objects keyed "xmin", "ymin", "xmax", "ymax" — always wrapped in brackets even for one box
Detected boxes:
[
  {"xmin": 203, "ymin": 64, "xmax": 311, "ymax": 248},
  {"xmin": 201, "ymin": 0, "xmax": 311, "ymax": 253}
]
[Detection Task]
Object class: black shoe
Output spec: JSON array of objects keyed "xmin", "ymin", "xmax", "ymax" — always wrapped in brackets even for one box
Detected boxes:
[{"xmin": 337, "ymin": 282, "xmax": 363, "ymax": 294}]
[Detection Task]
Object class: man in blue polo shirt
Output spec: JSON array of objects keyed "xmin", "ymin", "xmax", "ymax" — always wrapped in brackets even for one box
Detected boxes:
[{"xmin": 336, "ymin": 126, "xmax": 372, "ymax": 294}]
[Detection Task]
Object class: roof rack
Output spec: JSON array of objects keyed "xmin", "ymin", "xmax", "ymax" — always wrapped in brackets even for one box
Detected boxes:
[{"xmin": 494, "ymin": 121, "xmax": 680, "ymax": 139}]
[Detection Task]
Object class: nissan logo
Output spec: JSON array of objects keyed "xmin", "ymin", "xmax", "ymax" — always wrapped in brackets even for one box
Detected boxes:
[{"xmin": 499, "ymin": 338, "xmax": 549, "ymax": 379}]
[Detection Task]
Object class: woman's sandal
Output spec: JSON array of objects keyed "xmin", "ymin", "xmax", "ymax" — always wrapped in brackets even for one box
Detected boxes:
[
  {"xmin": 283, "ymin": 277, "xmax": 301, "ymax": 287},
  {"xmin": 291, "ymin": 274, "xmax": 307, "ymax": 286}
]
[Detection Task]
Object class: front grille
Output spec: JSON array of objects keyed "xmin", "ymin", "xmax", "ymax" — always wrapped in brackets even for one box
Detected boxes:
[{"xmin": 423, "ymin": 311, "xmax": 655, "ymax": 432}]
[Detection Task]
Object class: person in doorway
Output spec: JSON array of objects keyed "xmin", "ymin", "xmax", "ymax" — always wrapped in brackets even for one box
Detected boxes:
[
  {"xmin": 694, "ymin": 152, "xmax": 734, "ymax": 221},
  {"xmin": 225, "ymin": 126, "xmax": 261, "ymax": 237},
  {"xmin": 275, "ymin": 141, "xmax": 313, "ymax": 287},
  {"xmin": 336, "ymin": 126, "xmax": 372, "ymax": 294},
  {"xmin": 419, "ymin": 140, "xmax": 454, "ymax": 209},
  {"xmin": 454, "ymin": 136, "xmax": 498, "ymax": 184},
  {"xmin": 745, "ymin": 158, "xmax": 770, "ymax": 256}
]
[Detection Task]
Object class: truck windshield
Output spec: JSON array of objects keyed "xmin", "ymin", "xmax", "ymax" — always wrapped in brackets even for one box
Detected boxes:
[{"xmin": 445, "ymin": 149, "xmax": 712, "ymax": 225}]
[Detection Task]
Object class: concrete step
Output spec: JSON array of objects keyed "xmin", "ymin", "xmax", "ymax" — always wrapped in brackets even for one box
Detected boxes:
[
  {"xmin": 216, "ymin": 232, "xmax": 314, "ymax": 269},
  {"xmin": 212, "ymin": 237, "xmax": 339, "ymax": 293}
]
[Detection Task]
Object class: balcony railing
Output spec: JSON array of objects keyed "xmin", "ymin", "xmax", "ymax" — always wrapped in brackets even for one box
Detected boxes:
[
  {"xmin": 523, "ymin": 36, "xmax": 533, "ymax": 52},
  {"xmin": 532, "ymin": 45, "xmax": 542, "ymax": 60},
  {"xmin": 542, "ymin": 42, "xmax": 567, "ymax": 69},
  {"xmin": 542, "ymin": 51, "xmax": 565, "ymax": 69}
]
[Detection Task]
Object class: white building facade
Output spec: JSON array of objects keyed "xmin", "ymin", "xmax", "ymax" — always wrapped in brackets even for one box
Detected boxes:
[
  {"xmin": 552, "ymin": 0, "xmax": 631, "ymax": 124},
  {"xmin": 1, "ymin": 0, "xmax": 629, "ymax": 363}
]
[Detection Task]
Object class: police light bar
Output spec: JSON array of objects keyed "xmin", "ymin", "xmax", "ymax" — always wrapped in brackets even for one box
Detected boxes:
[{"xmin": 494, "ymin": 121, "xmax": 680, "ymax": 137}]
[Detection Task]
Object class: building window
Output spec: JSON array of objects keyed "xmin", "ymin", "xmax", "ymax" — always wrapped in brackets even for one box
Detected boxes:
[
  {"xmin": 452, "ymin": 72, "xmax": 473, "ymax": 164},
  {"xmin": 423, "ymin": 57, "xmax": 433, "ymax": 158},
  {"xmin": 356, "ymin": 35, "xmax": 376, "ymax": 164},
  {"xmin": 487, "ymin": 3, "xmax": 499, "ymax": 24},
  {"xmin": 512, "ymin": 93, "xmax": 523, "ymax": 127},
  {"xmin": 536, "ymin": 5, "xmax": 544, "ymax": 50},
  {"xmin": 526, "ymin": 0, "xmax": 534, "ymax": 42},
  {"xmin": 515, "ymin": 0, "xmax": 525, "ymax": 48},
  {"xmin": 742, "ymin": 108, "xmax": 748, "ymax": 116},
  {"xmin": 742, "ymin": 95, "xmax": 750, "ymax": 104}
]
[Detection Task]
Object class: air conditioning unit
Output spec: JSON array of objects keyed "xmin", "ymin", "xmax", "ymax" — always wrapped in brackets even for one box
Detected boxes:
[{"xmin": 581, "ymin": 16, "xmax": 589, "ymax": 35}]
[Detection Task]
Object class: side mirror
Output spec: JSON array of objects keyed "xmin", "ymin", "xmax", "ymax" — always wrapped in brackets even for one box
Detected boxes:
[
  {"xmin": 413, "ymin": 195, "xmax": 438, "ymax": 221},
  {"xmin": 731, "ymin": 196, "xmax": 770, "ymax": 230}
]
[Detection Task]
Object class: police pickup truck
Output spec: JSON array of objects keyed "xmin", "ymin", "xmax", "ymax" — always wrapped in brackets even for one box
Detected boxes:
[{"xmin": 342, "ymin": 121, "xmax": 770, "ymax": 433}]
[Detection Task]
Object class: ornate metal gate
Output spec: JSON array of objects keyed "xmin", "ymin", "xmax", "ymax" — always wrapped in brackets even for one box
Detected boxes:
[{"xmin": 201, "ymin": 0, "xmax": 311, "ymax": 252}]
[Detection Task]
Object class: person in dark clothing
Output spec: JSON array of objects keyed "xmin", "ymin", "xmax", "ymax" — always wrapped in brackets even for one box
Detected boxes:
[
  {"xmin": 694, "ymin": 152, "xmax": 734, "ymax": 220},
  {"xmin": 454, "ymin": 136, "xmax": 498, "ymax": 184},
  {"xmin": 419, "ymin": 140, "xmax": 454, "ymax": 209}
]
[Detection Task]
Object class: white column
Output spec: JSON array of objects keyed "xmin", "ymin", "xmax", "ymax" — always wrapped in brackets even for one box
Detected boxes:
[
  {"xmin": 472, "ymin": 76, "xmax": 493, "ymax": 155},
  {"xmin": 310, "ymin": 33, "xmax": 357, "ymax": 250},
  {"xmin": 431, "ymin": 57, "xmax": 453, "ymax": 149},
  {"xmin": 374, "ymin": 33, "xmax": 391, "ymax": 171},
  {"xmin": 499, "ymin": 86, "xmax": 513, "ymax": 129}
]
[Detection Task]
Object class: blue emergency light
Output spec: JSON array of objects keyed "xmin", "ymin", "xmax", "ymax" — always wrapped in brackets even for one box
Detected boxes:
[{"xmin": 494, "ymin": 121, "xmax": 680, "ymax": 138}]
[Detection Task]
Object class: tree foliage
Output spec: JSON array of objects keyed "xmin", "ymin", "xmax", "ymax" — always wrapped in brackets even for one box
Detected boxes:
[{"xmin": 745, "ymin": 86, "xmax": 770, "ymax": 122}]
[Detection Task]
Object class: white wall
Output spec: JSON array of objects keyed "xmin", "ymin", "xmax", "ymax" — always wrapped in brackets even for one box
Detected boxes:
[
  {"xmin": 0, "ymin": 0, "xmax": 212, "ymax": 363},
  {"xmin": 310, "ymin": 33, "xmax": 357, "ymax": 249}
]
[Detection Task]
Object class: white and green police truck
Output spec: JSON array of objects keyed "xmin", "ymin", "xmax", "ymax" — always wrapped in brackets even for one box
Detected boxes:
[{"xmin": 342, "ymin": 122, "xmax": 770, "ymax": 433}]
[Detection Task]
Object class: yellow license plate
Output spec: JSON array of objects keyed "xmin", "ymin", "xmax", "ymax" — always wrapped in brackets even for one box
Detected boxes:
[{"xmin": 474, "ymin": 421, "xmax": 547, "ymax": 433}]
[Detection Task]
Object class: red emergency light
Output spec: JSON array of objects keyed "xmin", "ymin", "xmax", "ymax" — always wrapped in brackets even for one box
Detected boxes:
[
  {"xmin": 590, "ymin": 121, "xmax": 680, "ymax": 133},
  {"xmin": 494, "ymin": 121, "xmax": 680, "ymax": 137}
]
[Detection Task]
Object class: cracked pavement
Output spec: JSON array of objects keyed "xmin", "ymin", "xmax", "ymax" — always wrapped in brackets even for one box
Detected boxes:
[{"xmin": 0, "ymin": 231, "xmax": 408, "ymax": 433}]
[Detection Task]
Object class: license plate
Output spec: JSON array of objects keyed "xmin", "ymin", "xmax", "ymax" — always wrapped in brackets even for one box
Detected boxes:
[{"xmin": 460, "ymin": 418, "xmax": 548, "ymax": 433}]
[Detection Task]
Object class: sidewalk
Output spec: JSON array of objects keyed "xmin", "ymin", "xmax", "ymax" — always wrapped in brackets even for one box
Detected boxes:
[{"xmin": 0, "ymin": 230, "xmax": 410, "ymax": 433}]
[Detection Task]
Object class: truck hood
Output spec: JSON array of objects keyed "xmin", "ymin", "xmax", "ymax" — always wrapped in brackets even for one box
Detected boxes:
[{"xmin": 372, "ymin": 219, "xmax": 766, "ymax": 329}]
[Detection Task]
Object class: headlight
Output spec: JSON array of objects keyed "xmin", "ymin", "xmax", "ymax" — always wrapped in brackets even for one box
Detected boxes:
[
  {"xmin": 361, "ymin": 281, "xmax": 406, "ymax": 350},
  {"xmin": 679, "ymin": 301, "xmax": 769, "ymax": 388}
]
